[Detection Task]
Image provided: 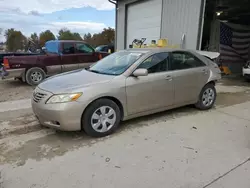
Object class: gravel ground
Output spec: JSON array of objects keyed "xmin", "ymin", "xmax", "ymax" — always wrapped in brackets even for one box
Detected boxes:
[
  {"xmin": 0, "ymin": 79, "xmax": 34, "ymax": 102},
  {"xmin": 0, "ymin": 77, "xmax": 250, "ymax": 187}
]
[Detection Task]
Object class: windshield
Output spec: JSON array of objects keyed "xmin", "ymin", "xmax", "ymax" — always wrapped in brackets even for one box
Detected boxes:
[
  {"xmin": 45, "ymin": 41, "xmax": 59, "ymax": 54},
  {"xmin": 89, "ymin": 51, "xmax": 144, "ymax": 75}
]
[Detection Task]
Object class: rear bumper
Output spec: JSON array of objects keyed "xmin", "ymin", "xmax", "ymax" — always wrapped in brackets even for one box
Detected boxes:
[{"xmin": 4, "ymin": 68, "xmax": 25, "ymax": 79}]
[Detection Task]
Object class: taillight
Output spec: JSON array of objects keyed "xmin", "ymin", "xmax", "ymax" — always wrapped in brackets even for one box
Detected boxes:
[
  {"xmin": 98, "ymin": 53, "xmax": 103, "ymax": 60},
  {"xmin": 3, "ymin": 58, "xmax": 10, "ymax": 69}
]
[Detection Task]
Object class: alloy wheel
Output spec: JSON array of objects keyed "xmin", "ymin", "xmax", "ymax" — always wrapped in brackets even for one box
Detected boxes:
[
  {"xmin": 202, "ymin": 88, "xmax": 215, "ymax": 107},
  {"xmin": 91, "ymin": 106, "xmax": 117, "ymax": 133}
]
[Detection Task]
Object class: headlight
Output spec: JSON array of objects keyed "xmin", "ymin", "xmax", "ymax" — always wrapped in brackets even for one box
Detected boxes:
[{"xmin": 46, "ymin": 93, "xmax": 82, "ymax": 104}]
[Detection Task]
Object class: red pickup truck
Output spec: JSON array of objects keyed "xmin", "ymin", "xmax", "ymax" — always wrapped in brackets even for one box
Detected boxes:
[{"xmin": 3, "ymin": 40, "xmax": 109, "ymax": 85}]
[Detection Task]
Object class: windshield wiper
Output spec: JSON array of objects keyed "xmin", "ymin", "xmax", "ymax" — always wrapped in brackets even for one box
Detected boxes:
[
  {"xmin": 87, "ymin": 69, "xmax": 118, "ymax": 76},
  {"xmin": 87, "ymin": 69, "xmax": 101, "ymax": 74}
]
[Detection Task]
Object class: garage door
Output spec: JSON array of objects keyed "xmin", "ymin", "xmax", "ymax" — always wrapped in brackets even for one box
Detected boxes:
[{"xmin": 126, "ymin": 0, "xmax": 162, "ymax": 48}]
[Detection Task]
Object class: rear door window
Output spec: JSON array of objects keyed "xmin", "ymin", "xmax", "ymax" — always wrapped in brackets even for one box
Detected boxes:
[{"xmin": 170, "ymin": 51, "xmax": 206, "ymax": 70}]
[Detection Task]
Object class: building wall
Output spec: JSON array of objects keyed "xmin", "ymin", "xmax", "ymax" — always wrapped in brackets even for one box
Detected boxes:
[
  {"xmin": 116, "ymin": 0, "xmax": 139, "ymax": 50},
  {"xmin": 116, "ymin": 0, "xmax": 204, "ymax": 50},
  {"xmin": 161, "ymin": 0, "xmax": 204, "ymax": 50},
  {"xmin": 126, "ymin": 0, "xmax": 162, "ymax": 48}
]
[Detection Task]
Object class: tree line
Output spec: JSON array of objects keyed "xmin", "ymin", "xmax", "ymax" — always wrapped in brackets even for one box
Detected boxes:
[{"xmin": 1, "ymin": 27, "xmax": 115, "ymax": 52}]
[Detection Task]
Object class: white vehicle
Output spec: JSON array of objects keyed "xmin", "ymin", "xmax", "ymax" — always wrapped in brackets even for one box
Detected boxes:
[{"xmin": 243, "ymin": 61, "xmax": 250, "ymax": 81}]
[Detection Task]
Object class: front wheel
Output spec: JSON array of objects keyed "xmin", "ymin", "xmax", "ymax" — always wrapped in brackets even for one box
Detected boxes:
[
  {"xmin": 82, "ymin": 99, "xmax": 121, "ymax": 137},
  {"xmin": 195, "ymin": 83, "xmax": 217, "ymax": 110}
]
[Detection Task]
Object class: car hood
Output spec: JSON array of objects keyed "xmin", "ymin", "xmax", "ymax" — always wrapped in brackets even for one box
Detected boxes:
[{"xmin": 38, "ymin": 69, "xmax": 115, "ymax": 94}]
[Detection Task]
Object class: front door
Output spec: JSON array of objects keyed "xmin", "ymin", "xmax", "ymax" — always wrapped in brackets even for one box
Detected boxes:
[
  {"xmin": 169, "ymin": 51, "xmax": 210, "ymax": 105},
  {"xmin": 75, "ymin": 43, "xmax": 98, "ymax": 69},
  {"xmin": 61, "ymin": 42, "xmax": 78, "ymax": 72},
  {"xmin": 126, "ymin": 52, "xmax": 174, "ymax": 115}
]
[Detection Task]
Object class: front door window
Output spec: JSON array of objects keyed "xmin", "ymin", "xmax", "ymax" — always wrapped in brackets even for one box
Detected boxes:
[
  {"xmin": 137, "ymin": 52, "xmax": 169, "ymax": 73},
  {"xmin": 126, "ymin": 52, "xmax": 174, "ymax": 114}
]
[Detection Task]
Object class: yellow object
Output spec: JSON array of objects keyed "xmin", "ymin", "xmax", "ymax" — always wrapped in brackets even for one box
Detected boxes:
[
  {"xmin": 220, "ymin": 66, "xmax": 231, "ymax": 75},
  {"xmin": 171, "ymin": 44, "xmax": 180, "ymax": 49},
  {"xmin": 157, "ymin": 39, "xmax": 168, "ymax": 47},
  {"xmin": 132, "ymin": 44, "xmax": 140, "ymax": 48},
  {"xmin": 108, "ymin": 49, "xmax": 112, "ymax": 53},
  {"xmin": 148, "ymin": 44, "xmax": 157, "ymax": 48},
  {"xmin": 129, "ymin": 38, "xmax": 182, "ymax": 49}
]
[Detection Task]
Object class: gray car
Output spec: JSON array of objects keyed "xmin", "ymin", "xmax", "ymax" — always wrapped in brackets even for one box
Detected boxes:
[{"xmin": 32, "ymin": 48, "xmax": 221, "ymax": 137}]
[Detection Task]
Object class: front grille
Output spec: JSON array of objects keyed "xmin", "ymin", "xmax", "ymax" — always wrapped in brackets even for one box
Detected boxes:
[{"xmin": 33, "ymin": 91, "xmax": 47, "ymax": 103}]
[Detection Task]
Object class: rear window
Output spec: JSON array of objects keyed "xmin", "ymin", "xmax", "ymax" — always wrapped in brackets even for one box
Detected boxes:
[{"xmin": 45, "ymin": 41, "xmax": 59, "ymax": 54}]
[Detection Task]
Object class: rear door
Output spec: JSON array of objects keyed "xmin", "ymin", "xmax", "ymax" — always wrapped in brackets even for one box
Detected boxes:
[
  {"xmin": 75, "ymin": 43, "xmax": 98, "ymax": 69},
  {"xmin": 169, "ymin": 51, "xmax": 209, "ymax": 105},
  {"xmin": 61, "ymin": 42, "xmax": 78, "ymax": 72}
]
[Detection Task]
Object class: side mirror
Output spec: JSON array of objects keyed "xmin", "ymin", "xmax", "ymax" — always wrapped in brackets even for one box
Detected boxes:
[{"xmin": 133, "ymin": 68, "xmax": 148, "ymax": 77}]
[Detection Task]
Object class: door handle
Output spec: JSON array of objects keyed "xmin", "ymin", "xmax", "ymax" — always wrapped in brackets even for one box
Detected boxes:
[{"xmin": 165, "ymin": 75, "xmax": 172, "ymax": 81}]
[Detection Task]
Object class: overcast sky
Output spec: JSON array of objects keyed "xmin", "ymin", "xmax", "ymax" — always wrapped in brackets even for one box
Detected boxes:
[{"xmin": 0, "ymin": 0, "xmax": 115, "ymax": 42}]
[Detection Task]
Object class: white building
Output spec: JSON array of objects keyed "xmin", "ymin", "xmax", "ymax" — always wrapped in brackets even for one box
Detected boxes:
[{"xmin": 109, "ymin": 0, "xmax": 250, "ymax": 73}]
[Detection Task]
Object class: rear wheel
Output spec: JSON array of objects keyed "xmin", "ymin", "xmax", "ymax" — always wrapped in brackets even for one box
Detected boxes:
[
  {"xmin": 82, "ymin": 99, "xmax": 121, "ymax": 137},
  {"xmin": 26, "ymin": 67, "xmax": 46, "ymax": 86},
  {"xmin": 195, "ymin": 83, "xmax": 216, "ymax": 110}
]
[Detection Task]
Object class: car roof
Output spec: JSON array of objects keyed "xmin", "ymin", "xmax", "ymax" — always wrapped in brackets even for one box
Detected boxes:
[
  {"xmin": 125, "ymin": 47, "xmax": 194, "ymax": 53},
  {"xmin": 120, "ymin": 48, "xmax": 190, "ymax": 55},
  {"xmin": 123, "ymin": 48, "xmax": 220, "ymax": 59},
  {"xmin": 47, "ymin": 40, "xmax": 87, "ymax": 43}
]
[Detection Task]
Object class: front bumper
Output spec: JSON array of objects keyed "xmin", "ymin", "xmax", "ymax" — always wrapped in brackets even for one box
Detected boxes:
[
  {"xmin": 4, "ymin": 68, "xmax": 25, "ymax": 79},
  {"xmin": 31, "ymin": 88, "xmax": 88, "ymax": 131}
]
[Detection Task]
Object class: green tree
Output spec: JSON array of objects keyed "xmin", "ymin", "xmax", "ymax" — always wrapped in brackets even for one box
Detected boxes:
[
  {"xmin": 27, "ymin": 32, "xmax": 40, "ymax": 52},
  {"xmin": 102, "ymin": 27, "xmax": 115, "ymax": 44},
  {"xmin": 5, "ymin": 28, "xmax": 26, "ymax": 52},
  {"xmin": 72, "ymin": 32, "xmax": 83, "ymax": 40},
  {"xmin": 83, "ymin": 33, "xmax": 92, "ymax": 43},
  {"xmin": 39, "ymin": 30, "xmax": 56, "ymax": 47},
  {"xmin": 57, "ymin": 28, "xmax": 82, "ymax": 40},
  {"xmin": 82, "ymin": 27, "xmax": 115, "ymax": 47},
  {"xmin": 30, "ymin": 33, "xmax": 39, "ymax": 46}
]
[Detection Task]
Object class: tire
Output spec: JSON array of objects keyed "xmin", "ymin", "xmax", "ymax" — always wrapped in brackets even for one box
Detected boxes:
[
  {"xmin": 244, "ymin": 76, "xmax": 250, "ymax": 82},
  {"xmin": 82, "ymin": 99, "xmax": 121, "ymax": 137},
  {"xmin": 25, "ymin": 67, "xmax": 46, "ymax": 86},
  {"xmin": 195, "ymin": 83, "xmax": 217, "ymax": 110}
]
